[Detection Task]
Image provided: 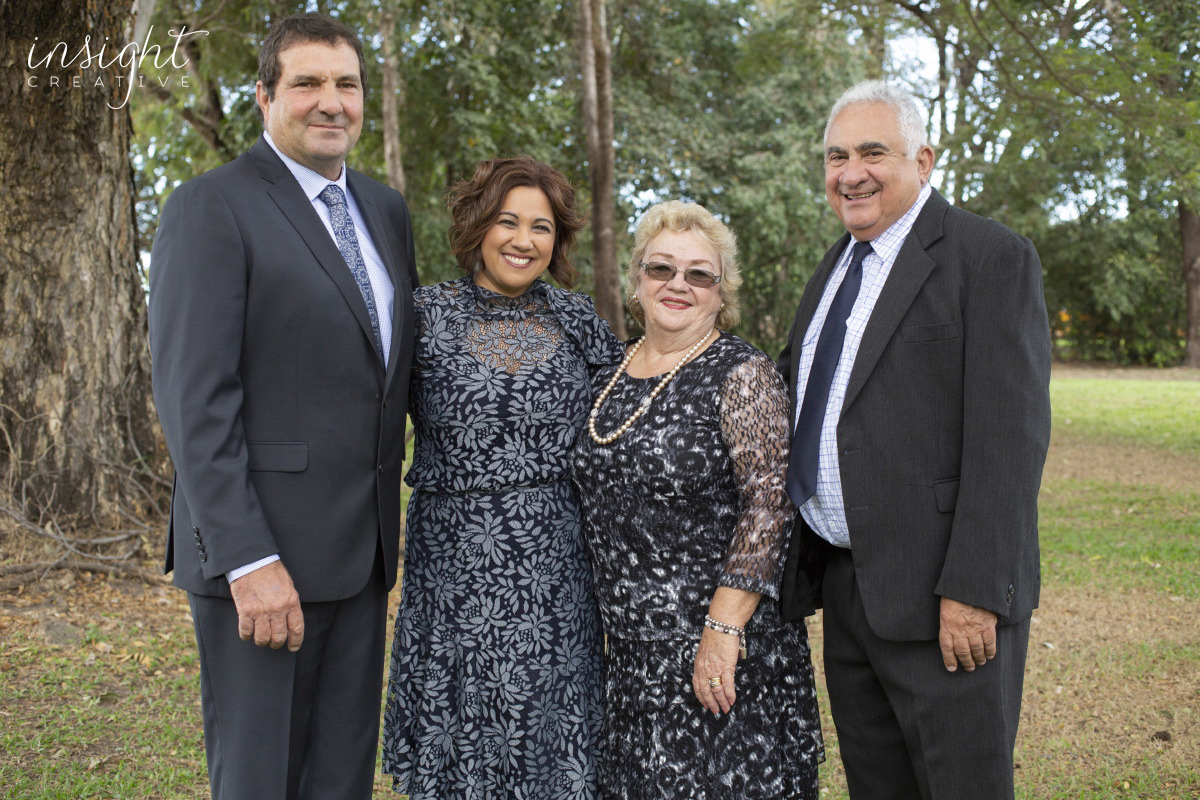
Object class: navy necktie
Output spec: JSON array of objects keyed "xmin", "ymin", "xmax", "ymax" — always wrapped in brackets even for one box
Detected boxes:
[
  {"xmin": 786, "ymin": 240, "xmax": 873, "ymax": 507},
  {"xmin": 319, "ymin": 184, "xmax": 385, "ymax": 366}
]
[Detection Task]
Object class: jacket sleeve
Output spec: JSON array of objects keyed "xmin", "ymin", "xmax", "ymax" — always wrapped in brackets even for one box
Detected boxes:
[
  {"xmin": 934, "ymin": 230, "xmax": 1051, "ymax": 618},
  {"xmin": 148, "ymin": 179, "xmax": 280, "ymax": 580}
]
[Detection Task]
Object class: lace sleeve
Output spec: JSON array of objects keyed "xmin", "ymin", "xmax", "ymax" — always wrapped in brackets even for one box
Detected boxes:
[{"xmin": 716, "ymin": 351, "xmax": 797, "ymax": 600}]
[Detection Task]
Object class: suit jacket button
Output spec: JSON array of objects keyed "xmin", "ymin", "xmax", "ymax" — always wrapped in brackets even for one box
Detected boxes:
[
  {"xmin": 198, "ymin": 551, "xmax": 208, "ymax": 562},
  {"xmin": 378, "ymin": 464, "xmax": 385, "ymax": 473},
  {"xmin": 1006, "ymin": 584, "xmax": 1015, "ymax": 602}
]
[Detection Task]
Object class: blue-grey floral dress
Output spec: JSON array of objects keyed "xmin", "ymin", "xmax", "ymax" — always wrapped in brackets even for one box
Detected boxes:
[{"xmin": 382, "ymin": 277, "xmax": 623, "ymax": 799}]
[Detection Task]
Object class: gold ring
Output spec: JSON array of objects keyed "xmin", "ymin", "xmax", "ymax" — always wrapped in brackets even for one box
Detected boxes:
[{"xmin": 707, "ymin": 676, "xmax": 722, "ymax": 688}]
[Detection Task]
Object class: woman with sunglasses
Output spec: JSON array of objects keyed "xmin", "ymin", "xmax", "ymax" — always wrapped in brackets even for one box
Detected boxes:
[{"xmin": 573, "ymin": 201, "xmax": 823, "ymax": 799}]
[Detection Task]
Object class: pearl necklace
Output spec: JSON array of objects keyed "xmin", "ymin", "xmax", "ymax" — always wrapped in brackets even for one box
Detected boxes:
[{"xmin": 588, "ymin": 329, "xmax": 716, "ymax": 445}]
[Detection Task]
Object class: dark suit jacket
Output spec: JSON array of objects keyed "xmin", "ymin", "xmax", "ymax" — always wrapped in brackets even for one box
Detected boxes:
[
  {"xmin": 149, "ymin": 136, "xmax": 418, "ymax": 602},
  {"xmin": 778, "ymin": 189, "xmax": 1051, "ymax": 641}
]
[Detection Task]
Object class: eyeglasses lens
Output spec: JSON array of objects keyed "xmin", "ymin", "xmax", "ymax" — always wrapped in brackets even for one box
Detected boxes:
[{"xmin": 642, "ymin": 263, "xmax": 719, "ymax": 288}]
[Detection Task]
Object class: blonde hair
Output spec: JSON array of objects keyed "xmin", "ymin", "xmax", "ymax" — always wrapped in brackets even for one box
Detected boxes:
[{"xmin": 626, "ymin": 201, "xmax": 741, "ymax": 330}]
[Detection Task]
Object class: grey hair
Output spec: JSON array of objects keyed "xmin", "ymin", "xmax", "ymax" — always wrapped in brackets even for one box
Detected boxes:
[{"xmin": 824, "ymin": 80, "xmax": 929, "ymax": 158}]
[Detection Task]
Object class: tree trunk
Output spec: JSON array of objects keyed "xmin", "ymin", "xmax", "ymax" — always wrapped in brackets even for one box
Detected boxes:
[
  {"xmin": 0, "ymin": 1, "xmax": 159, "ymax": 521},
  {"xmin": 1181, "ymin": 199, "xmax": 1200, "ymax": 368},
  {"xmin": 378, "ymin": 1, "xmax": 406, "ymax": 194},
  {"xmin": 578, "ymin": 0, "xmax": 625, "ymax": 338}
]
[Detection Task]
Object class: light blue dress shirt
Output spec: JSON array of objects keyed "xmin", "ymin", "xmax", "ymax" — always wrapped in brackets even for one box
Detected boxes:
[
  {"xmin": 228, "ymin": 135, "xmax": 397, "ymax": 583},
  {"xmin": 794, "ymin": 182, "xmax": 932, "ymax": 548}
]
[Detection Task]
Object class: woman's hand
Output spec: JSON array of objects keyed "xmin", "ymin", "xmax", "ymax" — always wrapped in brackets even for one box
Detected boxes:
[{"xmin": 692, "ymin": 625, "xmax": 741, "ymax": 714}]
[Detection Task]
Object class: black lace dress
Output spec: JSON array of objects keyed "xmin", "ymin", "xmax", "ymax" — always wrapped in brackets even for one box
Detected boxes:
[
  {"xmin": 383, "ymin": 277, "xmax": 623, "ymax": 799},
  {"xmin": 572, "ymin": 333, "xmax": 823, "ymax": 800}
]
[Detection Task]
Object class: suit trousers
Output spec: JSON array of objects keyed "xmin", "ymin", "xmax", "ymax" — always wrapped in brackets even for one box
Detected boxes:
[
  {"xmin": 188, "ymin": 555, "xmax": 387, "ymax": 800},
  {"xmin": 821, "ymin": 547, "xmax": 1029, "ymax": 800}
]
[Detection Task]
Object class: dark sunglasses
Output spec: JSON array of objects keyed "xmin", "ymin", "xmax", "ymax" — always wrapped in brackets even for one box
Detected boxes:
[{"xmin": 639, "ymin": 262, "xmax": 722, "ymax": 288}]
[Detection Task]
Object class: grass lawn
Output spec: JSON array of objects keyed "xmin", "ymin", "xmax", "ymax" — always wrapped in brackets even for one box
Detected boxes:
[{"xmin": 1, "ymin": 366, "xmax": 1197, "ymax": 798}]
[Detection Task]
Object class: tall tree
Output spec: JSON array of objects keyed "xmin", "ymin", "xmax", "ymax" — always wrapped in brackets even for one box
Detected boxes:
[
  {"xmin": 376, "ymin": 0, "xmax": 407, "ymax": 193},
  {"xmin": 1, "ymin": 0, "xmax": 159, "ymax": 522},
  {"xmin": 579, "ymin": 0, "xmax": 624, "ymax": 336}
]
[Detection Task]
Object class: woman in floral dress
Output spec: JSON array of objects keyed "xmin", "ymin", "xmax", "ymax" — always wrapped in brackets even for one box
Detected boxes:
[{"xmin": 382, "ymin": 156, "xmax": 622, "ymax": 799}]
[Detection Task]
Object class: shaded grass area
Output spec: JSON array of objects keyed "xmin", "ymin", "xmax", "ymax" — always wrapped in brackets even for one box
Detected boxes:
[{"xmin": 0, "ymin": 580, "xmax": 208, "ymax": 799}]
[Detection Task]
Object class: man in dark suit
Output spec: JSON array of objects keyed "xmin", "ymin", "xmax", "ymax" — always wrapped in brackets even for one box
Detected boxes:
[
  {"xmin": 778, "ymin": 81, "xmax": 1051, "ymax": 799},
  {"xmin": 148, "ymin": 13, "xmax": 417, "ymax": 800}
]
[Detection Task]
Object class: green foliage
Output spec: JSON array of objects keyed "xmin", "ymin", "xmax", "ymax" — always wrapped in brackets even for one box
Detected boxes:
[
  {"xmin": 1041, "ymin": 209, "xmax": 1186, "ymax": 365},
  {"xmin": 869, "ymin": 0, "xmax": 1200, "ymax": 365},
  {"xmin": 608, "ymin": 0, "xmax": 862, "ymax": 351},
  {"xmin": 128, "ymin": 1, "xmax": 1197, "ymax": 363}
]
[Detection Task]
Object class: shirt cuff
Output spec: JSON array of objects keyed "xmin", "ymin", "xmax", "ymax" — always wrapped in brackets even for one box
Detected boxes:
[{"xmin": 227, "ymin": 554, "xmax": 281, "ymax": 583}]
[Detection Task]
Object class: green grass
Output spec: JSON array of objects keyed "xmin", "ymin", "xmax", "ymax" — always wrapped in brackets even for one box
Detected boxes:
[
  {"xmin": 0, "ymin": 601, "xmax": 208, "ymax": 799},
  {"xmin": 1051, "ymin": 376, "xmax": 1200, "ymax": 452},
  {"xmin": 1039, "ymin": 479, "xmax": 1200, "ymax": 598}
]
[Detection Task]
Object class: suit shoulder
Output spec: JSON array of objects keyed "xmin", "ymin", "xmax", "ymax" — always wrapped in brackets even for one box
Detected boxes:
[
  {"xmin": 941, "ymin": 203, "xmax": 1032, "ymax": 251},
  {"xmin": 163, "ymin": 153, "xmax": 258, "ymax": 208},
  {"xmin": 347, "ymin": 168, "xmax": 407, "ymax": 205}
]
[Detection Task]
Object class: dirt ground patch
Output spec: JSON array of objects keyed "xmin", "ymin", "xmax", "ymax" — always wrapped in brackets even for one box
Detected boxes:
[
  {"xmin": 1020, "ymin": 582, "xmax": 1200, "ymax": 793},
  {"xmin": 1052, "ymin": 363, "xmax": 1200, "ymax": 381},
  {"xmin": 1047, "ymin": 435, "xmax": 1200, "ymax": 494}
]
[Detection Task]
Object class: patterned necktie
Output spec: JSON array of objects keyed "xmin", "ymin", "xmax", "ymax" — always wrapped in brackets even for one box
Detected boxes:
[
  {"xmin": 318, "ymin": 184, "xmax": 385, "ymax": 366},
  {"xmin": 786, "ymin": 240, "xmax": 873, "ymax": 507}
]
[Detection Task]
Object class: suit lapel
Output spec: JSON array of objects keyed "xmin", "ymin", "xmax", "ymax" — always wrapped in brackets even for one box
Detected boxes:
[
  {"xmin": 250, "ymin": 138, "xmax": 382, "ymax": 375},
  {"xmin": 842, "ymin": 190, "xmax": 948, "ymax": 414},
  {"xmin": 346, "ymin": 170, "xmax": 408, "ymax": 393}
]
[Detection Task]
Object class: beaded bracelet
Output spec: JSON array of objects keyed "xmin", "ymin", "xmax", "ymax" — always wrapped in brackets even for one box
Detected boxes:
[{"xmin": 704, "ymin": 615, "xmax": 748, "ymax": 659}]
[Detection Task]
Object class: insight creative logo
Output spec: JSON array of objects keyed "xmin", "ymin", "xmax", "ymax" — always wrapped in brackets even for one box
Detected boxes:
[{"xmin": 25, "ymin": 26, "xmax": 210, "ymax": 110}]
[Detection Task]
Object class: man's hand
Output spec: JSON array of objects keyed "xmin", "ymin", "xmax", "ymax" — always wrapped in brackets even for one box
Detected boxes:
[
  {"xmin": 229, "ymin": 560, "xmax": 304, "ymax": 651},
  {"xmin": 938, "ymin": 597, "xmax": 997, "ymax": 672}
]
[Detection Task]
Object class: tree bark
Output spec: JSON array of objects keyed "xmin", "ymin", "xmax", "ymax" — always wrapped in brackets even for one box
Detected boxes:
[
  {"xmin": 378, "ymin": 1, "xmax": 407, "ymax": 194},
  {"xmin": 1181, "ymin": 199, "xmax": 1200, "ymax": 368},
  {"xmin": 579, "ymin": 0, "xmax": 625, "ymax": 338},
  {"xmin": 0, "ymin": 1, "xmax": 159, "ymax": 521}
]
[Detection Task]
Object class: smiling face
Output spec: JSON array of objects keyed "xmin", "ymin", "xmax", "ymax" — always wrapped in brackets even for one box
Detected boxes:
[
  {"xmin": 824, "ymin": 102, "xmax": 934, "ymax": 242},
  {"xmin": 256, "ymin": 40, "xmax": 363, "ymax": 181},
  {"xmin": 635, "ymin": 229, "xmax": 723, "ymax": 341},
  {"xmin": 475, "ymin": 186, "xmax": 556, "ymax": 297}
]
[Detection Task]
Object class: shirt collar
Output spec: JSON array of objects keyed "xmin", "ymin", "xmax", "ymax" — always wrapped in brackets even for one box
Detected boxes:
[
  {"xmin": 263, "ymin": 131, "xmax": 348, "ymax": 202},
  {"xmin": 858, "ymin": 182, "xmax": 933, "ymax": 266}
]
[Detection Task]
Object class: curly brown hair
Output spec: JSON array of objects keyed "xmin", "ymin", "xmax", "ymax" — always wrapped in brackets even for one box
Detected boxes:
[{"xmin": 448, "ymin": 156, "xmax": 585, "ymax": 290}]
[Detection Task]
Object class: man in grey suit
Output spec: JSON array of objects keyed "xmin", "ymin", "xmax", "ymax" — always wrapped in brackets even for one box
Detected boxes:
[
  {"xmin": 778, "ymin": 81, "xmax": 1051, "ymax": 799},
  {"xmin": 148, "ymin": 13, "xmax": 417, "ymax": 800}
]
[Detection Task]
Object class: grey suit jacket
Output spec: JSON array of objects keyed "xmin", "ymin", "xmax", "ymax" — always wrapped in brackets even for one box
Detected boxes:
[
  {"xmin": 778, "ymin": 189, "xmax": 1051, "ymax": 640},
  {"xmin": 149, "ymin": 136, "xmax": 418, "ymax": 602}
]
